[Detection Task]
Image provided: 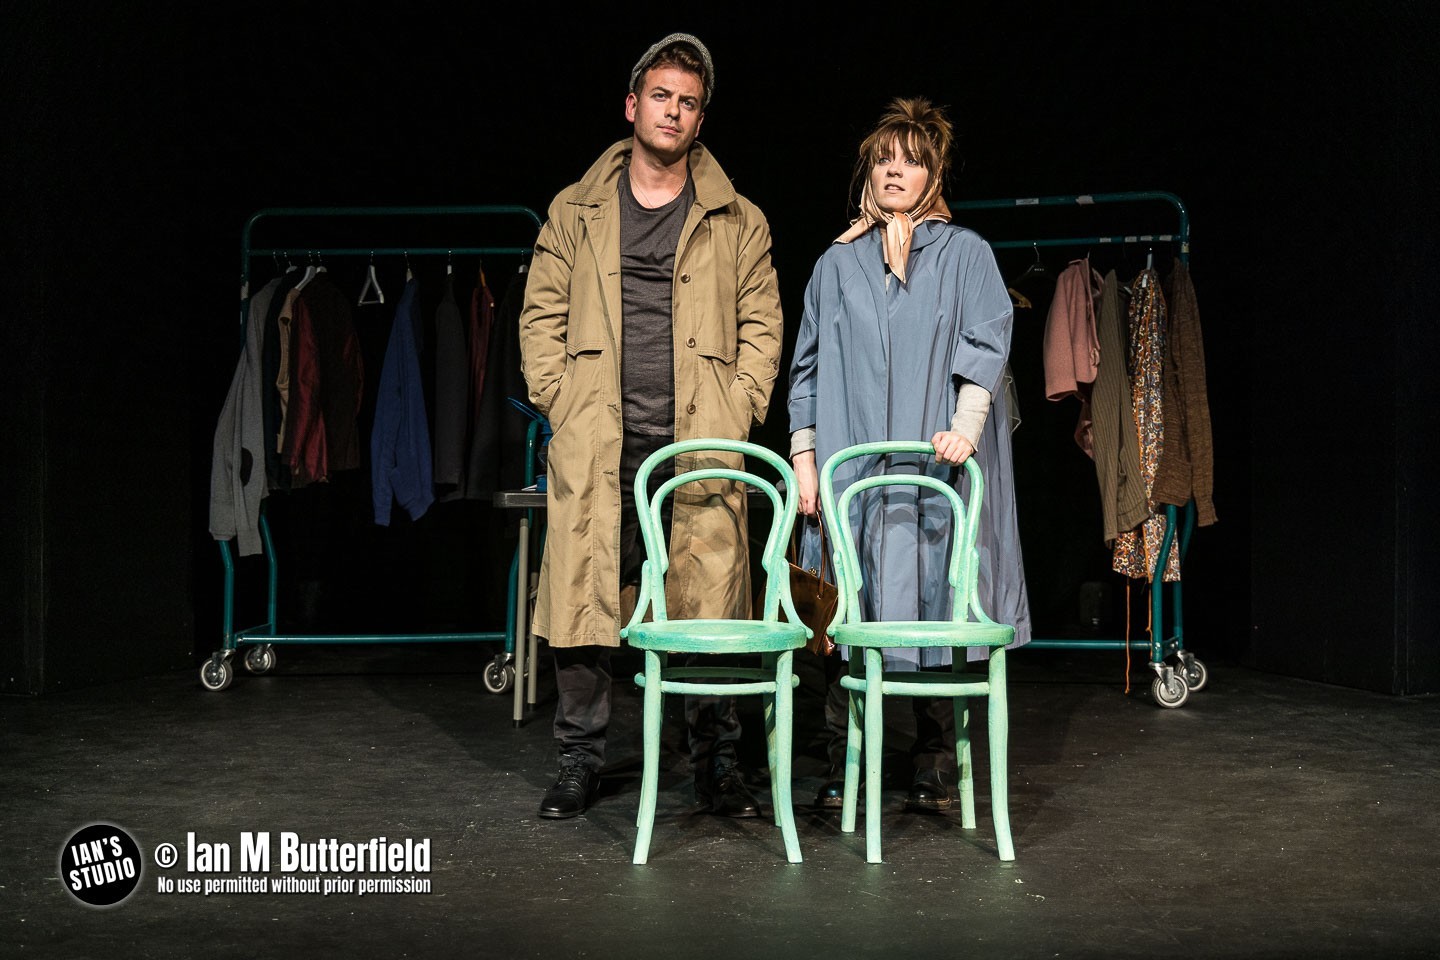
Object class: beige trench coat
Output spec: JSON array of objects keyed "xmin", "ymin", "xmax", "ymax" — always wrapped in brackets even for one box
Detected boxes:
[{"xmin": 518, "ymin": 139, "xmax": 784, "ymax": 647}]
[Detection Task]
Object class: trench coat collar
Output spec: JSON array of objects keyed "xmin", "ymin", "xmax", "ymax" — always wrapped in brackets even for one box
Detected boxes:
[{"xmin": 566, "ymin": 138, "xmax": 738, "ymax": 212}]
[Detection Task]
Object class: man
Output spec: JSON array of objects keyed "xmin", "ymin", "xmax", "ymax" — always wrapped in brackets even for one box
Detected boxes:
[{"xmin": 518, "ymin": 34, "xmax": 784, "ymax": 820}]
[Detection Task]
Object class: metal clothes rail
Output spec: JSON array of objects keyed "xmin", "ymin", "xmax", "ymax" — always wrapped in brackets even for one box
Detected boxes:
[
  {"xmin": 204, "ymin": 205, "xmax": 543, "ymax": 692},
  {"xmin": 952, "ymin": 190, "xmax": 1190, "ymax": 261},
  {"xmin": 948, "ymin": 191, "xmax": 1205, "ymax": 708}
]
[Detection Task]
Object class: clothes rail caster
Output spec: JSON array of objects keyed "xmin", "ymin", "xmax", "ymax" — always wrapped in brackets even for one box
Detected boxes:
[
  {"xmin": 200, "ymin": 653, "xmax": 234, "ymax": 692},
  {"xmin": 1179, "ymin": 651, "xmax": 1209, "ymax": 692},
  {"xmin": 483, "ymin": 653, "xmax": 516, "ymax": 694},
  {"xmin": 1150, "ymin": 661, "xmax": 1190, "ymax": 709},
  {"xmin": 242, "ymin": 643, "xmax": 277, "ymax": 676}
]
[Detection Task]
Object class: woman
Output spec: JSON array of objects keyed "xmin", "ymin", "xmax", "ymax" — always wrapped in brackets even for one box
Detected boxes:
[{"xmin": 787, "ymin": 97, "xmax": 1031, "ymax": 811}]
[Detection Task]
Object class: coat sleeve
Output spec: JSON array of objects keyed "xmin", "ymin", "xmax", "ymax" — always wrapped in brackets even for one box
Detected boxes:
[
  {"xmin": 211, "ymin": 283, "xmax": 275, "ymax": 556},
  {"xmin": 209, "ymin": 361, "xmax": 243, "ymax": 543},
  {"xmin": 394, "ymin": 295, "xmax": 435, "ymax": 521},
  {"xmin": 1152, "ymin": 263, "xmax": 1217, "ymax": 525},
  {"xmin": 432, "ymin": 286, "xmax": 468, "ymax": 492},
  {"xmin": 519, "ymin": 196, "xmax": 577, "ymax": 419},
  {"xmin": 730, "ymin": 203, "xmax": 784, "ymax": 425},
  {"xmin": 372, "ymin": 286, "xmax": 434, "ymax": 526},
  {"xmin": 1043, "ymin": 261, "xmax": 1099, "ymax": 401},
  {"xmin": 371, "ymin": 306, "xmax": 402, "ymax": 525},
  {"xmin": 786, "ymin": 261, "xmax": 823, "ymax": 433},
  {"xmin": 951, "ymin": 238, "xmax": 1013, "ymax": 395},
  {"xmin": 284, "ymin": 296, "xmax": 327, "ymax": 486}
]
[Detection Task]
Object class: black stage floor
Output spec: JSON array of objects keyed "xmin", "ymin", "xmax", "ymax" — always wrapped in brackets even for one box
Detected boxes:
[{"xmin": 4, "ymin": 644, "xmax": 1437, "ymax": 959}]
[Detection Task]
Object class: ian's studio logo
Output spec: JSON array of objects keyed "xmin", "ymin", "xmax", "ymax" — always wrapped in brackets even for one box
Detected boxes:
[{"xmin": 60, "ymin": 823, "xmax": 143, "ymax": 907}]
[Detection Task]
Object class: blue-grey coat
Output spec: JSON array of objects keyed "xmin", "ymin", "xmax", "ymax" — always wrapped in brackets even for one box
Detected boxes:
[{"xmin": 788, "ymin": 220, "xmax": 1032, "ymax": 668}]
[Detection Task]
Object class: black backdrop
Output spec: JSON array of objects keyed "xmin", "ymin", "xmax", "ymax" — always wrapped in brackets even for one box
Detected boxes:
[{"xmin": 4, "ymin": 3, "xmax": 1437, "ymax": 695}]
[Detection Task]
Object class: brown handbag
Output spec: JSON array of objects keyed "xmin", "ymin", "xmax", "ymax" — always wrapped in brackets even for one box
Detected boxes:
[{"xmin": 788, "ymin": 520, "xmax": 839, "ymax": 656}]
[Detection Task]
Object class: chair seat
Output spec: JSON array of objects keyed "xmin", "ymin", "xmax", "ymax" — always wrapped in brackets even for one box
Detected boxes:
[
  {"xmin": 835, "ymin": 619, "xmax": 1014, "ymax": 649},
  {"xmin": 627, "ymin": 618, "xmax": 808, "ymax": 653}
]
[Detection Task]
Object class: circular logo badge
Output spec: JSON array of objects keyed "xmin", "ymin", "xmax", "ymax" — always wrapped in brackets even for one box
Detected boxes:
[{"xmin": 59, "ymin": 824, "xmax": 143, "ymax": 908}]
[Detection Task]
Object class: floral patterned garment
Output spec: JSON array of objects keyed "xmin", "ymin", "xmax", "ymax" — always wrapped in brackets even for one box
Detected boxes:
[{"xmin": 1112, "ymin": 267, "xmax": 1181, "ymax": 582}]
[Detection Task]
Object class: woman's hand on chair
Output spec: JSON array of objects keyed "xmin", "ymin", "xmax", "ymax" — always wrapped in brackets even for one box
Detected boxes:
[
  {"xmin": 793, "ymin": 450, "xmax": 820, "ymax": 517},
  {"xmin": 931, "ymin": 431, "xmax": 975, "ymax": 466}
]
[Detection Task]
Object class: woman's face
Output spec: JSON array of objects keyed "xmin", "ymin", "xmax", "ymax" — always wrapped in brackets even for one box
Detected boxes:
[{"xmin": 869, "ymin": 137, "xmax": 930, "ymax": 215}]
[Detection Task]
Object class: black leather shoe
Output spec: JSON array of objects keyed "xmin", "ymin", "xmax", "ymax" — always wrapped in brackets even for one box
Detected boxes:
[
  {"xmin": 814, "ymin": 779, "xmax": 845, "ymax": 810},
  {"xmin": 906, "ymin": 769, "xmax": 952, "ymax": 813},
  {"xmin": 538, "ymin": 759, "xmax": 599, "ymax": 819},
  {"xmin": 696, "ymin": 769, "xmax": 762, "ymax": 818}
]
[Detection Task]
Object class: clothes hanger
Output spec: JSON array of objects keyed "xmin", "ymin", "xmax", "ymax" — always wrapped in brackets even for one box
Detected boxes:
[
  {"xmin": 446, "ymin": 250, "xmax": 453, "ymax": 277},
  {"xmin": 405, "ymin": 252, "xmax": 414, "ymax": 283},
  {"xmin": 1079, "ymin": 245, "xmax": 1105, "ymax": 297},
  {"xmin": 1013, "ymin": 243, "xmax": 1051, "ymax": 287},
  {"xmin": 294, "ymin": 251, "xmax": 318, "ymax": 291},
  {"xmin": 358, "ymin": 252, "xmax": 385, "ymax": 305}
]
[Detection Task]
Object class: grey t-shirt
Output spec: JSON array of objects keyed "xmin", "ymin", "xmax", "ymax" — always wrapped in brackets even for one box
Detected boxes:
[{"xmin": 619, "ymin": 171, "xmax": 694, "ymax": 437}]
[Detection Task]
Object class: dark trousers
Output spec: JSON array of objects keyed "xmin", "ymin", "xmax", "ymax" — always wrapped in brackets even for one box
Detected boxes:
[
  {"xmin": 554, "ymin": 646, "xmax": 743, "ymax": 774},
  {"xmin": 823, "ymin": 654, "xmax": 958, "ymax": 777},
  {"xmin": 552, "ymin": 431, "xmax": 741, "ymax": 775}
]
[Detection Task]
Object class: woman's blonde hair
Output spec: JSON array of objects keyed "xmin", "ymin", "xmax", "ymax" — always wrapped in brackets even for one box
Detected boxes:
[{"xmin": 852, "ymin": 97, "xmax": 955, "ymax": 217}]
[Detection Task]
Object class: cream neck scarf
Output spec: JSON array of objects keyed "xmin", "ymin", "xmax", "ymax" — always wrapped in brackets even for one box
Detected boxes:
[{"xmin": 835, "ymin": 181, "xmax": 951, "ymax": 284}]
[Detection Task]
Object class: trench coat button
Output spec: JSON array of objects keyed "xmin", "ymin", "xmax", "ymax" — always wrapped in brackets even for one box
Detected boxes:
[
  {"xmin": 686, "ymin": 337, "xmax": 696, "ymax": 348},
  {"xmin": 680, "ymin": 273, "xmax": 691, "ymax": 283},
  {"xmin": 687, "ymin": 403, "xmax": 697, "ymax": 414}
]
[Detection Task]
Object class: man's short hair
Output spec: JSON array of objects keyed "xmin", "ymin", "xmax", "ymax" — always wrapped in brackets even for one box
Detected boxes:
[{"xmin": 629, "ymin": 33, "xmax": 714, "ymax": 108}]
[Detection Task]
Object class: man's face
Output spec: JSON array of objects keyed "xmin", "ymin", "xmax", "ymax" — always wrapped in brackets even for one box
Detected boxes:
[{"xmin": 625, "ymin": 65, "xmax": 705, "ymax": 164}]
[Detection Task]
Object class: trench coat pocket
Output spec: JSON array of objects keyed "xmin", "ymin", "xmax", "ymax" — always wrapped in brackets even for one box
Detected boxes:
[
  {"xmin": 726, "ymin": 375, "xmax": 757, "ymax": 431},
  {"xmin": 692, "ymin": 344, "xmax": 749, "ymax": 438},
  {"xmin": 551, "ymin": 342, "xmax": 605, "ymax": 428}
]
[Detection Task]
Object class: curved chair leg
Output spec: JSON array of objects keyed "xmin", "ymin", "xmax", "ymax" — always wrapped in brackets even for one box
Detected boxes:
[
  {"xmin": 773, "ymin": 650, "xmax": 802, "ymax": 863},
  {"xmin": 763, "ymin": 653, "xmax": 782, "ymax": 827},
  {"xmin": 864, "ymin": 647, "xmax": 885, "ymax": 864},
  {"xmin": 987, "ymin": 648, "xmax": 1015, "ymax": 862},
  {"xmin": 635, "ymin": 651, "xmax": 660, "ymax": 830},
  {"xmin": 633, "ymin": 650, "xmax": 665, "ymax": 865},
  {"xmin": 841, "ymin": 670, "xmax": 863, "ymax": 834},
  {"xmin": 953, "ymin": 689, "xmax": 976, "ymax": 830},
  {"xmin": 766, "ymin": 693, "xmax": 782, "ymax": 827}
]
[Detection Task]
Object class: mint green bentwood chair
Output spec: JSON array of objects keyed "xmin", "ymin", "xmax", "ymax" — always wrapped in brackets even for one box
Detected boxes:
[
  {"xmin": 820, "ymin": 441, "xmax": 1017, "ymax": 864},
  {"xmin": 623, "ymin": 439, "xmax": 809, "ymax": 865}
]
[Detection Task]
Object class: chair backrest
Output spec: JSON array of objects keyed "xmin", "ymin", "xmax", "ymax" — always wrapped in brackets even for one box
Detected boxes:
[
  {"xmin": 818, "ymin": 440, "xmax": 989, "ymax": 629},
  {"xmin": 630, "ymin": 438, "xmax": 803, "ymax": 628}
]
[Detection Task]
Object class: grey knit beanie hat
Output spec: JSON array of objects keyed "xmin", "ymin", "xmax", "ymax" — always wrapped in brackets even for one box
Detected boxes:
[{"xmin": 629, "ymin": 33, "xmax": 714, "ymax": 107}]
